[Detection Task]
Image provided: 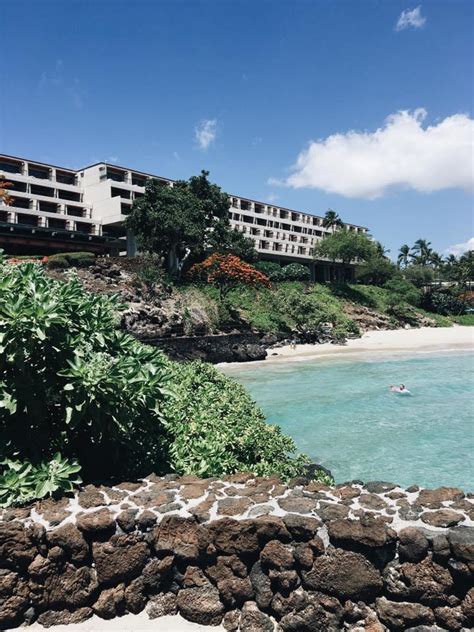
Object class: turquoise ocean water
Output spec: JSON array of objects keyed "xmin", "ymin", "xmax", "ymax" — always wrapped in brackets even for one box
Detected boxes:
[{"xmin": 224, "ymin": 351, "xmax": 474, "ymax": 490}]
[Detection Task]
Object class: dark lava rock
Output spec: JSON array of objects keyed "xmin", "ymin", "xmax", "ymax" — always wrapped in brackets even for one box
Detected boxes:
[
  {"xmin": 434, "ymin": 605, "xmax": 467, "ymax": 631},
  {"xmin": 116, "ymin": 508, "xmax": 138, "ymax": 533},
  {"xmin": 398, "ymin": 527, "xmax": 430, "ymax": 563},
  {"xmin": 208, "ymin": 518, "xmax": 259, "ymax": 558},
  {"xmin": 92, "ymin": 584, "xmax": 125, "ymax": 619},
  {"xmin": 254, "ymin": 516, "xmax": 291, "ymax": 543},
  {"xmin": 277, "ymin": 497, "xmax": 317, "ymax": 514},
  {"xmin": 37, "ymin": 562, "xmax": 99, "ymax": 608},
  {"xmin": 430, "ymin": 533, "xmax": 451, "ymax": 563},
  {"xmin": 328, "ymin": 517, "xmax": 396, "ymax": 551},
  {"xmin": 420, "ymin": 509, "xmax": 464, "ymax": 528},
  {"xmin": 385, "ymin": 557, "xmax": 453, "ymax": 607},
  {"xmin": 447, "ymin": 526, "xmax": 474, "ymax": 563},
  {"xmin": 364, "ymin": 481, "xmax": 397, "ymax": 494},
  {"xmin": 417, "ymin": 487, "xmax": 464, "ymax": 509},
  {"xmin": 376, "ymin": 597, "xmax": 435, "ymax": 631},
  {"xmin": 260, "ymin": 540, "xmax": 295, "ymax": 570},
  {"xmin": 152, "ymin": 515, "xmax": 210, "ymax": 561},
  {"xmin": 279, "ymin": 602, "xmax": 342, "ymax": 631},
  {"xmin": 77, "ymin": 488, "xmax": 107, "ymax": 509},
  {"xmin": 0, "ymin": 522, "xmax": 39, "ymax": 569},
  {"xmin": 240, "ymin": 601, "xmax": 274, "ymax": 632},
  {"xmin": 301, "ymin": 548, "xmax": 383, "ymax": 601},
  {"xmin": 36, "ymin": 607, "xmax": 93, "ymax": 628},
  {"xmin": 177, "ymin": 584, "xmax": 225, "ymax": 626},
  {"xmin": 136, "ymin": 510, "xmax": 157, "ymax": 531},
  {"xmin": 0, "ymin": 570, "xmax": 30, "ymax": 627},
  {"xmin": 76, "ymin": 508, "xmax": 116, "ymax": 535},
  {"xmin": 222, "ymin": 609, "xmax": 241, "ymax": 631},
  {"xmin": 249, "ymin": 560, "xmax": 273, "ymax": 610},
  {"xmin": 46, "ymin": 523, "xmax": 89, "ymax": 564},
  {"xmin": 282, "ymin": 513, "xmax": 321, "ymax": 541},
  {"xmin": 92, "ymin": 534, "xmax": 149, "ymax": 585},
  {"xmin": 147, "ymin": 593, "xmax": 177, "ymax": 618},
  {"xmin": 316, "ymin": 502, "xmax": 349, "ymax": 522}
]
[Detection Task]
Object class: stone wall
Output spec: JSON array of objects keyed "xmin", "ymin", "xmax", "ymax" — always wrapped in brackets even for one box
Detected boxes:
[{"xmin": 0, "ymin": 475, "xmax": 472, "ymax": 631}]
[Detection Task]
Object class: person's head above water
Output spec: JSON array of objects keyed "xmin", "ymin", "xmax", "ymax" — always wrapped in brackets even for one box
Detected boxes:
[{"xmin": 400, "ymin": 384, "xmax": 405, "ymax": 390}]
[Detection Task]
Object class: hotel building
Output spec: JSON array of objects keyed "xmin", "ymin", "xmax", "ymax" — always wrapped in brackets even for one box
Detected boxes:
[{"xmin": 0, "ymin": 154, "xmax": 368, "ymax": 280}]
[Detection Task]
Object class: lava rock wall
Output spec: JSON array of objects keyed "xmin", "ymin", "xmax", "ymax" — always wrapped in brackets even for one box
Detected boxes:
[{"xmin": 0, "ymin": 475, "xmax": 473, "ymax": 631}]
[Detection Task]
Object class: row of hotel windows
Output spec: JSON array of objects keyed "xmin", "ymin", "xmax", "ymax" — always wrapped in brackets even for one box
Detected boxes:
[
  {"xmin": 232, "ymin": 213, "xmax": 325, "ymax": 237},
  {"xmin": 0, "ymin": 159, "xmax": 78, "ymax": 186},
  {"xmin": 238, "ymin": 224, "xmax": 315, "ymax": 245},
  {"xmin": 3, "ymin": 179, "xmax": 83, "ymax": 203},
  {"xmin": 3, "ymin": 195, "xmax": 90, "ymax": 218},
  {"xmin": 256, "ymin": 239, "xmax": 310, "ymax": 256},
  {"xmin": 0, "ymin": 210, "xmax": 97, "ymax": 234}
]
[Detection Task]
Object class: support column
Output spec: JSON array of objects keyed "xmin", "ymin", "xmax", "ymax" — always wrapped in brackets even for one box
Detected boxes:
[{"xmin": 126, "ymin": 229, "xmax": 137, "ymax": 257}]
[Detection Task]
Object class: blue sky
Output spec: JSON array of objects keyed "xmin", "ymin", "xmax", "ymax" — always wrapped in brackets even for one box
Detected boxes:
[{"xmin": 1, "ymin": 0, "xmax": 473, "ymax": 257}]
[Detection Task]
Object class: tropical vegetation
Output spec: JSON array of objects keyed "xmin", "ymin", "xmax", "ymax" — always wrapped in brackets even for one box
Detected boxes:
[{"xmin": 0, "ymin": 255, "xmax": 314, "ymax": 505}]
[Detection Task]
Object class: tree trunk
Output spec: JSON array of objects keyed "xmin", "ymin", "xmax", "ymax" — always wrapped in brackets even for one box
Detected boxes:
[{"xmin": 166, "ymin": 244, "xmax": 180, "ymax": 277}]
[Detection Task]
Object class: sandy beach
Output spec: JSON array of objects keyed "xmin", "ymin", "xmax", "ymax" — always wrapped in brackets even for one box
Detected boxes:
[
  {"xmin": 24, "ymin": 613, "xmax": 224, "ymax": 632},
  {"xmin": 221, "ymin": 325, "xmax": 474, "ymax": 368}
]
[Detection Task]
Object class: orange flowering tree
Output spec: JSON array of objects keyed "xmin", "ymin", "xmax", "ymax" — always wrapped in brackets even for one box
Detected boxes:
[{"xmin": 188, "ymin": 253, "xmax": 271, "ymax": 300}]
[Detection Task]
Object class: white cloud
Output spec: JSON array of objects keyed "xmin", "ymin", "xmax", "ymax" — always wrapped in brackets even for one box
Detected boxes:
[
  {"xmin": 272, "ymin": 109, "xmax": 474, "ymax": 199},
  {"xmin": 266, "ymin": 192, "xmax": 279, "ymax": 203},
  {"xmin": 195, "ymin": 119, "xmax": 217, "ymax": 150},
  {"xmin": 444, "ymin": 237, "xmax": 474, "ymax": 257},
  {"xmin": 396, "ymin": 6, "xmax": 426, "ymax": 31},
  {"xmin": 38, "ymin": 61, "xmax": 84, "ymax": 109}
]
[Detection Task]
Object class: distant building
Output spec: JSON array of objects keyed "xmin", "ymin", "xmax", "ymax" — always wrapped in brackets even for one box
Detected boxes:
[{"xmin": 0, "ymin": 154, "xmax": 368, "ymax": 280}]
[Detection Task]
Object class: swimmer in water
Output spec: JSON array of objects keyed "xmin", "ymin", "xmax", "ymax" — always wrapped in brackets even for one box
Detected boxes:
[{"xmin": 389, "ymin": 384, "xmax": 410, "ymax": 394}]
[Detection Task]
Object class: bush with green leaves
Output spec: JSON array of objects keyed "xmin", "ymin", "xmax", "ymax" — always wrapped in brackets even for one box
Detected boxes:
[
  {"xmin": 161, "ymin": 361, "xmax": 312, "ymax": 480},
  {"xmin": 403, "ymin": 264, "xmax": 435, "ymax": 288},
  {"xmin": 46, "ymin": 251, "xmax": 95, "ymax": 269},
  {"xmin": 383, "ymin": 278, "xmax": 421, "ymax": 307},
  {"xmin": 0, "ymin": 257, "xmax": 170, "ymax": 480},
  {"xmin": 0, "ymin": 453, "xmax": 81, "ymax": 507},
  {"xmin": 282, "ymin": 263, "xmax": 311, "ymax": 282},
  {"xmin": 421, "ymin": 289, "xmax": 466, "ymax": 316},
  {"xmin": 254, "ymin": 261, "xmax": 285, "ymax": 281},
  {"xmin": 133, "ymin": 257, "xmax": 172, "ymax": 300}
]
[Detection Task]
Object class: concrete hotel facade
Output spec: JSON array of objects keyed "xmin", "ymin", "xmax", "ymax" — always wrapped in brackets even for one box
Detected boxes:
[{"xmin": 0, "ymin": 154, "xmax": 368, "ymax": 280}]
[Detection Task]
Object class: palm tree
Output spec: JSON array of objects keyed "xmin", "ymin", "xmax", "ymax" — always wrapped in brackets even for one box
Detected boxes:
[
  {"xmin": 375, "ymin": 241, "xmax": 390, "ymax": 258},
  {"xmin": 322, "ymin": 209, "xmax": 344, "ymax": 232},
  {"xmin": 411, "ymin": 239, "xmax": 433, "ymax": 266},
  {"xmin": 397, "ymin": 244, "xmax": 411, "ymax": 268},
  {"xmin": 429, "ymin": 252, "xmax": 444, "ymax": 270}
]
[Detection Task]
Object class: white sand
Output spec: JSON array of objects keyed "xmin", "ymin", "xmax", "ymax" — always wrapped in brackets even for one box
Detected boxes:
[
  {"xmin": 26, "ymin": 613, "xmax": 224, "ymax": 631},
  {"xmin": 221, "ymin": 325, "xmax": 474, "ymax": 368}
]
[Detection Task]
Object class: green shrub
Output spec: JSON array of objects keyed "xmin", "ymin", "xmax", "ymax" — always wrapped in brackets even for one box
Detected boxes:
[
  {"xmin": 0, "ymin": 257, "xmax": 170, "ymax": 480},
  {"xmin": 162, "ymin": 361, "xmax": 311, "ymax": 480},
  {"xmin": 421, "ymin": 289, "xmax": 466, "ymax": 316},
  {"xmin": 282, "ymin": 263, "xmax": 311, "ymax": 282},
  {"xmin": 356, "ymin": 257, "xmax": 398, "ymax": 286},
  {"xmin": 133, "ymin": 258, "xmax": 172, "ymax": 299},
  {"xmin": 0, "ymin": 454, "xmax": 81, "ymax": 507},
  {"xmin": 404, "ymin": 265, "xmax": 435, "ymax": 288},
  {"xmin": 46, "ymin": 254, "xmax": 70, "ymax": 269},
  {"xmin": 384, "ymin": 278, "xmax": 421, "ymax": 306},
  {"xmin": 46, "ymin": 252, "xmax": 95, "ymax": 269},
  {"xmin": 64, "ymin": 252, "xmax": 95, "ymax": 267},
  {"xmin": 451, "ymin": 313, "xmax": 474, "ymax": 326},
  {"xmin": 254, "ymin": 261, "xmax": 285, "ymax": 281}
]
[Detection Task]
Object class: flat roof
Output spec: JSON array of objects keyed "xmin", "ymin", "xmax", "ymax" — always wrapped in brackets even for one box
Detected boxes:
[{"xmin": 0, "ymin": 154, "xmax": 368, "ymax": 230}]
